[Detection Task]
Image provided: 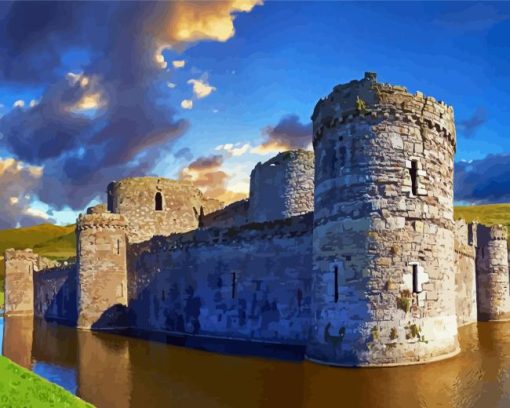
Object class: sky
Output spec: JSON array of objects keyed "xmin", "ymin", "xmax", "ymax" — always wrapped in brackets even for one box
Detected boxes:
[{"xmin": 0, "ymin": 1, "xmax": 509, "ymax": 227}]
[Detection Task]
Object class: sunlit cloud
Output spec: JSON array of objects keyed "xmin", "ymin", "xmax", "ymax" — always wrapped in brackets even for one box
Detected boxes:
[
  {"xmin": 167, "ymin": 82, "xmax": 177, "ymax": 88},
  {"xmin": 187, "ymin": 78, "xmax": 217, "ymax": 99},
  {"xmin": 13, "ymin": 100, "xmax": 25, "ymax": 108},
  {"xmin": 181, "ymin": 99, "xmax": 193, "ymax": 109},
  {"xmin": 172, "ymin": 60, "xmax": 186, "ymax": 68}
]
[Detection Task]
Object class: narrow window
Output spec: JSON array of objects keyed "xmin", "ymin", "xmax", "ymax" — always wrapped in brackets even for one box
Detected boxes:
[
  {"xmin": 155, "ymin": 192, "xmax": 163, "ymax": 211},
  {"xmin": 116, "ymin": 239, "xmax": 121, "ymax": 255},
  {"xmin": 231, "ymin": 272, "xmax": 236, "ymax": 299},
  {"xmin": 410, "ymin": 160, "xmax": 418, "ymax": 196},
  {"xmin": 334, "ymin": 266, "xmax": 339, "ymax": 303},
  {"xmin": 412, "ymin": 264, "xmax": 421, "ymax": 294}
]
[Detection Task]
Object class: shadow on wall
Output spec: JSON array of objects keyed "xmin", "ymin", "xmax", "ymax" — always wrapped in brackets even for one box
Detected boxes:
[{"xmin": 91, "ymin": 304, "xmax": 131, "ymax": 330}]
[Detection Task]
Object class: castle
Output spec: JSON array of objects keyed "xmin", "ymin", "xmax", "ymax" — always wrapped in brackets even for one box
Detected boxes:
[{"xmin": 4, "ymin": 73, "xmax": 510, "ymax": 367}]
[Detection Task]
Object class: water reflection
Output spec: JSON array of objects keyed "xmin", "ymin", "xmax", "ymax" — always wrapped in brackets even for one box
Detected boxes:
[{"xmin": 2, "ymin": 316, "xmax": 510, "ymax": 408}]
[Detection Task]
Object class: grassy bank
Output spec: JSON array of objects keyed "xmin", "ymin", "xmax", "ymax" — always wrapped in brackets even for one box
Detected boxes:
[{"xmin": 0, "ymin": 355, "xmax": 92, "ymax": 407}]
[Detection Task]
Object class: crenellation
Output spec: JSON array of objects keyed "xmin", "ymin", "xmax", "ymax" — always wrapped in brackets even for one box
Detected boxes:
[{"xmin": 5, "ymin": 73, "xmax": 509, "ymax": 369}]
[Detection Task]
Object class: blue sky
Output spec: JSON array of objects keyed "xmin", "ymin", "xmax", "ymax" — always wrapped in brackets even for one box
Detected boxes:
[{"xmin": 0, "ymin": 1, "xmax": 509, "ymax": 227}]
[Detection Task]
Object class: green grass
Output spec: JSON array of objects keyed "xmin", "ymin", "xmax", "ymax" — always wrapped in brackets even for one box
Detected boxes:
[
  {"xmin": 454, "ymin": 203, "xmax": 510, "ymax": 244},
  {"xmin": 0, "ymin": 355, "xmax": 92, "ymax": 407}
]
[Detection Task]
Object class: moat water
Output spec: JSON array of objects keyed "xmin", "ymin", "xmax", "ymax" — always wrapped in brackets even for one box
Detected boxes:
[{"xmin": 1, "ymin": 317, "xmax": 510, "ymax": 408}]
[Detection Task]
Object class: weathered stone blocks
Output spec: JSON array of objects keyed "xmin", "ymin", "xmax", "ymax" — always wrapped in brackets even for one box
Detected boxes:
[
  {"xmin": 4, "ymin": 249, "xmax": 39, "ymax": 315},
  {"xmin": 476, "ymin": 224, "xmax": 510, "ymax": 321},
  {"xmin": 76, "ymin": 212, "xmax": 128, "ymax": 329},
  {"xmin": 308, "ymin": 72, "xmax": 460, "ymax": 366}
]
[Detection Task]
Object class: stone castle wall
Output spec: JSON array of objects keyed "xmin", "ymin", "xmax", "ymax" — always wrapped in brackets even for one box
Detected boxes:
[
  {"xmin": 107, "ymin": 177, "xmax": 223, "ymax": 243},
  {"xmin": 34, "ymin": 263, "xmax": 77, "ymax": 324},
  {"xmin": 76, "ymin": 212, "xmax": 129, "ymax": 329},
  {"xmin": 308, "ymin": 72, "xmax": 459, "ymax": 366},
  {"xmin": 4, "ymin": 249, "xmax": 38, "ymax": 315},
  {"xmin": 476, "ymin": 224, "xmax": 510, "ymax": 321},
  {"xmin": 248, "ymin": 150, "xmax": 314, "ymax": 223},
  {"xmin": 454, "ymin": 220, "xmax": 477, "ymax": 326},
  {"xmin": 202, "ymin": 199, "xmax": 249, "ymax": 229},
  {"xmin": 127, "ymin": 213, "xmax": 313, "ymax": 344}
]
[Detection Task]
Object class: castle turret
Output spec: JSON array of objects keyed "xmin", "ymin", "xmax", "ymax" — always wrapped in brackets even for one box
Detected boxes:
[
  {"xmin": 107, "ymin": 177, "xmax": 222, "ymax": 243},
  {"xmin": 4, "ymin": 249, "xmax": 39, "ymax": 315},
  {"xmin": 248, "ymin": 150, "xmax": 314, "ymax": 223},
  {"xmin": 307, "ymin": 72, "xmax": 459, "ymax": 366},
  {"xmin": 76, "ymin": 211, "xmax": 128, "ymax": 329},
  {"xmin": 476, "ymin": 224, "xmax": 510, "ymax": 321}
]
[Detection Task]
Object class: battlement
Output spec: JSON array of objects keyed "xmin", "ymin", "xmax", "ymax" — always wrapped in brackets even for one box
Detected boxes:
[
  {"xmin": 77, "ymin": 212, "xmax": 128, "ymax": 231},
  {"xmin": 477, "ymin": 224, "xmax": 508, "ymax": 244},
  {"xmin": 312, "ymin": 72, "xmax": 455, "ymax": 149},
  {"xmin": 4, "ymin": 248, "xmax": 39, "ymax": 262}
]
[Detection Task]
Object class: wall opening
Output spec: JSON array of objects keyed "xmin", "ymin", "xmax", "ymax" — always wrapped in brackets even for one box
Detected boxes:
[
  {"xmin": 116, "ymin": 239, "xmax": 121, "ymax": 255},
  {"xmin": 231, "ymin": 272, "xmax": 237, "ymax": 299},
  {"xmin": 412, "ymin": 264, "xmax": 421, "ymax": 294},
  {"xmin": 334, "ymin": 266, "xmax": 339, "ymax": 302},
  {"xmin": 155, "ymin": 192, "xmax": 163, "ymax": 211},
  {"xmin": 410, "ymin": 160, "xmax": 418, "ymax": 196}
]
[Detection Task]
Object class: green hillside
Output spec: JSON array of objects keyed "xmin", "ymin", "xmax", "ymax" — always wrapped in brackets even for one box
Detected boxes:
[{"xmin": 454, "ymin": 203, "xmax": 510, "ymax": 244}]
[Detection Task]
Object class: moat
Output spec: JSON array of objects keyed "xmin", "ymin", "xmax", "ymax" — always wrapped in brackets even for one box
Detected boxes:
[{"xmin": 1, "ymin": 316, "xmax": 509, "ymax": 408}]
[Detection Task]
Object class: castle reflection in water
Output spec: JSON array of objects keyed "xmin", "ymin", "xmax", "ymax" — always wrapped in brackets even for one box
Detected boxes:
[{"xmin": 1, "ymin": 316, "xmax": 510, "ymax": 408}]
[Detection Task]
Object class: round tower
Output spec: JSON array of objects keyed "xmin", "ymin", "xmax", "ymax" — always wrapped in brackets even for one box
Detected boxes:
[
  {"xmin": 76, "ymin": 212, "xmax": 128, "ymax": 329},
  {"xmin": 476, "ymin": 224, "xmax": 510, "ymax": 321},
  {"xmin": 307, "ymin": 72, "xmax": 459, "ymax": 366},
  {"xmin": 107, "ymin": 177, "xmax": 222, "ymax": 243},
  {"xmin": 248, "ymin": 150, "xmax": 314, "ymax": 223}
]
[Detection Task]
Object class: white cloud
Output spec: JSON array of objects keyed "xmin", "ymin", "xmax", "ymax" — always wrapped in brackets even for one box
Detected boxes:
[
  {"xmin": 29, "ymin": 99, "xmax": 39, "ymax": 108},
  {"xmin": 187, "ymin": 78, "xmax": 216, "ymax": 99},
  {"xmin": 215, "ymin": 143, "xmax": 251, "ymax": 157},
  {"xmin": 172, "ymin": 60, "xmax": 186, "ymax": 68},
  {"xmin": 155, "ymin": 52, "xmax": 168, "ymax": 69},
  {"xmin": 13, "ymin": 100, "xmax": 25, "ymax": 108},
  {"xmin": 181, "ymin": 99, "xmax": 193, "ymax": 109},
  {"xmin": 24, "ymin": 207, "xmax": 49, "ymax": 220},
  {"xmin": 167, "ymin": 82, "xmax": 177, "ymax": 88}
]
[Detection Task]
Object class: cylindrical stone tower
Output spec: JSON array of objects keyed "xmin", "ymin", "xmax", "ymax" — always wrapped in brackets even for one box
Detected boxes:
[
  {"xmin": 476, "ymin": 224, "xmax": 510, "ymax": 321},
  {"xmin": 76, "ymin": 212, "xmax": 128, "ymax": 329},
  {"xmin": 248, "ymin": 150, "xmax": 314, "ymax": 223},
  {"xmin": 307, "ymin": 72, "xmax": 459, "ymax": 366},
  {"xmin": 107, "ymin": 177, "xmax": 222, "ymax": 243}
]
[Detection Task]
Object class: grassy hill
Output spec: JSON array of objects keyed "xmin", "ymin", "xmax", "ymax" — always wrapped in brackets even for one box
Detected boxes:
[{"xmin": 454, "ymin": 203, "xmax": 510, "ymax": 244}]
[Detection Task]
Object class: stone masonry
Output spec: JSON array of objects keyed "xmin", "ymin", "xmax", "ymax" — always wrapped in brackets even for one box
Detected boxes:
[
  {"xmin": 476, "ymin": 224, "xmax": 510, "ymax": 321},
  {"xmin": 308, "ymin": 72, "xmax": 459, "ymax": 366},
  {"xmin": 4, "ymin": 73, "xmax": 510, "ymax": 368},
  {"xmin": 248, "ymin": 150, "xmax": 314, "ymax": 223}
]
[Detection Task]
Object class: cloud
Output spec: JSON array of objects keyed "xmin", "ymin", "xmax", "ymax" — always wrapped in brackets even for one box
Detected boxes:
[
  {"xmin": 181, "ymin": 99, "xmax": 193, "ymax": 109},
  {"xmin": 172, "ymin": 60, "xmax": 186, "ymax": 69},
  {"xmin": 187, "ymin": 78, "xmax": 216, "ymax": 99},
  {"xmin": 435, "ymin": 4, "xmax": 510, "ymax": 32},
  {"xmin": 180, "ymin": 154, "xmax": 247, "ymax": 204},
  {"xmin": 454, "ymin": 154, "xmax": 510, "ymax": 204},
  {"xmin": 167, "ymin": 82, "xmax": 177, "ymax": 88},
  {"xmin": 0, "ymin": 157, "xmax": 51, "ymax": 228},
  {"xmin": 458, "ymin": 107, "xmax": 487, "ymax": 138},
  {"xmin": 215, "ymin": 143, "xmax": 251, "ymax": 157},
  {"xmin": 255, "ymin": 114, "xmax": 312, "ymax": 153},
  {"xmin": 13, "ymin": 100, "xmax": 25, "ymax": 108},
  {"xmin": 174, "ymin": 147, "xmax": 193, "ymax": 161},
  {"xmin": 0, "ymin": 1, "xmax": 260, "ymax": 214}
]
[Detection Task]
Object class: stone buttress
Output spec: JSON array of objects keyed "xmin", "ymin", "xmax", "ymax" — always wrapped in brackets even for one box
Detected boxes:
[
  {"xmin": 76, "ymin": 211, "xmax": 128, "ymax": 329},
  {"xmin": 307, "ymin": 72, "xmax": 459, "ymax": 366}
]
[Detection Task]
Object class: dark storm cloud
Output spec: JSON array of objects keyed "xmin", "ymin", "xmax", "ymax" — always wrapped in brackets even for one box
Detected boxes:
[
  {"xmin": 458, "ymin": 107, "xmax": 487, "ymax": 138},
  {"xmin": 455, "ymin": 154, "xmax": 510, "ymax": 204},
  {"xmin": 174, "ymin": 147, "xmax": 193, "ymax": 161},
  {"xmin": 261, "ymin": 114, "xmax": 312, "ymax": 151},
  {"xmin": 0, "ymin": 2, "xmax": 187, "ymax": 209}
]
